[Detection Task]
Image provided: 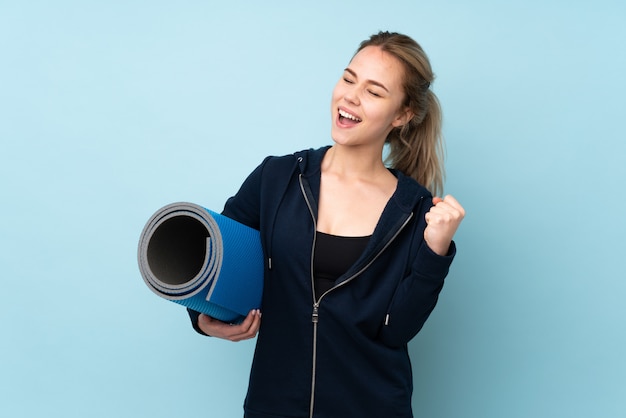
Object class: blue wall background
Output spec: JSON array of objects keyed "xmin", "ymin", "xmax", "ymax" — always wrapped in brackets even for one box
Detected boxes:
[{"xmin": 1, "ymin": 1, "xmax": 624, "ymax": 417}]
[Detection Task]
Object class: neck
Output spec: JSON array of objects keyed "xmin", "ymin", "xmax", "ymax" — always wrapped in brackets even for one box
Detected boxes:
[{"xmin": 322, "ymin": 144, "xmax": 387, "ymax": 179}]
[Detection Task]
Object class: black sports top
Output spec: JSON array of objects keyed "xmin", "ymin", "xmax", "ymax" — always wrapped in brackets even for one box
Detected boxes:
[{"xmin": 313, "ymin": 231, "xmax": 370, "ymax": 299}]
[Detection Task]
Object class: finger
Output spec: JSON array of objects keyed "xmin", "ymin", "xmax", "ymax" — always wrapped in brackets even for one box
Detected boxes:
[
  {"xmin": 432, "ymin": 196, "xmax": 443, "ymax": 205},
  {"xmin": 424, "ymin": 210, "xmax": 435, "ymax": 225},
  {"xmin": 198, "ymin": 311, "xmax": 257, "ymax": 340},
  {"xmin": 442, "ymin": 195, "xmax": 466, "ymax": 217},
  {"xmin": 221, "ymin": 310, "xmax": 258, "ymax": 339},
  {"xmin": 228, "ymin": 310, "xmax": 261, "ymax": 341},
  {"xmin": 235, "ymin": 309, "xmax": 257, "ymax": 330},
  {"xmin": 431, "ymin": 198, "xmax": 464, "ymax": 221},
  {"xmin": 426, "ymin": 203, "xmax": 450, "ymax": 221}
]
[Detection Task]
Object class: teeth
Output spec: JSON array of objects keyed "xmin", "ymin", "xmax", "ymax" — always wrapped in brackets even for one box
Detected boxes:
[{"xmin": 339, "ymin": 109, "xmax": 362, "ymax": 122}]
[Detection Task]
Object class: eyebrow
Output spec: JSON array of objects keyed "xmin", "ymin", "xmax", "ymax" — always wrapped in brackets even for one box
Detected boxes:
[{"xmin": 344, "ymin": 68, "xmax": 390, "ymax": 93}]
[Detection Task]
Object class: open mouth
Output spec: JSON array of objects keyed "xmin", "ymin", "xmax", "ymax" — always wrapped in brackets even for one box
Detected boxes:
[{"xmin": 338, "ymin": 109, "xmax": 362, "ymax": 125}]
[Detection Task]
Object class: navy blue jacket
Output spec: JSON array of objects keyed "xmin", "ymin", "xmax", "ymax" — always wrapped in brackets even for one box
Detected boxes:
[{"xmin": 190, "ymin": 146, "xmax": 455, "ymax": 418}]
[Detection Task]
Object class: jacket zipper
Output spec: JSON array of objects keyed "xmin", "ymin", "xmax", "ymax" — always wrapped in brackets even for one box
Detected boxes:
[
  {"xmin": 298, "ymin": 174, "xmax": 320, "ymax": 418},
  {"xmin": 299, "ymin": 174, "xmax": 413, "ymax": 418}
]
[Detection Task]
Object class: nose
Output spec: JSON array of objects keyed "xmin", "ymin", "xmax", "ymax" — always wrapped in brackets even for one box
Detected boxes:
[{"xmin": 343, "ymin": 85, "xmax": 360, "ymax": 106}]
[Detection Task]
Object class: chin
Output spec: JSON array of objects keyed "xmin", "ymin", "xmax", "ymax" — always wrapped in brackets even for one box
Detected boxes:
[{"xmin": 329, "ymin": 131, "xmax": 350, "ymax": 146}]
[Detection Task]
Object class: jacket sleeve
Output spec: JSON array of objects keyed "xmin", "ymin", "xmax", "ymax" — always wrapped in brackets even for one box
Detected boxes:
[
  {"xmin": 378, "ymin": 237, "xmax": 456, "ymax": 347},
  {"xmin": 186, "ymin": 156, "xmax": 269, "ymax": 335},
  {"xmin": 220, "ymin": 156, "xmax": 272, "ymax": 230}
]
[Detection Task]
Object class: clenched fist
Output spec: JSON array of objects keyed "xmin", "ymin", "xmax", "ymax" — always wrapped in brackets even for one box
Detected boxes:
[{"xmin": 424, "ymin": 195, "xmax": 465, "ymax": 256}]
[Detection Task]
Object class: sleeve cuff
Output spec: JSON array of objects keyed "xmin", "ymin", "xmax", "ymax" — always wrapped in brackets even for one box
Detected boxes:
[
  {"xmin": 414, "ymin": 240, "xmax": 456, "ymax": 279},
  {"xmin": 187, "ymin": 308, "xmax": 210, "ymax": 336}
]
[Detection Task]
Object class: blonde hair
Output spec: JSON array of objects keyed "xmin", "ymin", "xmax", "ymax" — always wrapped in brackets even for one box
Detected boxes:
[{"xmin": 357, "ymin": 31, "xmax": 445, "ymax": 196}]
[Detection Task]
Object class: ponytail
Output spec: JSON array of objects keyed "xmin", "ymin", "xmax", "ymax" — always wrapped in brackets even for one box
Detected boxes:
[
  {"xmin": 358, "ymin": 31, "xmax": 446, "ymax": 196},
  {"xmin": 386, "ymin": 90, "xmax": 445, "ymax": 196}
]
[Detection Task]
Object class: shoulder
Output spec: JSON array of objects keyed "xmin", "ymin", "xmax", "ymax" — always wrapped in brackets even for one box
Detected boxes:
[
  {"xmin": 261, "ymin": 146, "xmax": 331, "ymax": 176},
  {"xmin": 391, "ymin": 170, "xmax": 432, "ymax": 212}
]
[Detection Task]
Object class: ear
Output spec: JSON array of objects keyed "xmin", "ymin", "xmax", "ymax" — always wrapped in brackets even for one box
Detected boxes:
[{"xmin": 392, "ymin": 106, "xmax": 414, "ymax": 128}]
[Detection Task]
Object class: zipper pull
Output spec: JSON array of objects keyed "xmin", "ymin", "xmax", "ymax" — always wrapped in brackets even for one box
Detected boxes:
[{"xmin": 312, "ymin": 304, "xmax": 319, "ymax": 323}]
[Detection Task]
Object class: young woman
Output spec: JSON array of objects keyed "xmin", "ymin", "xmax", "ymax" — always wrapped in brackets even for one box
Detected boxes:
[{"xmin": 189, "ymin": 31, "xmax": 465, "ymax": 418}]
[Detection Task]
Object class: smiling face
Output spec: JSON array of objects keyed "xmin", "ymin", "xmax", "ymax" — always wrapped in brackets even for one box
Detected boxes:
[{"xmin": 330, "ymin": 46, "xmax": 413, "ymax": 148}]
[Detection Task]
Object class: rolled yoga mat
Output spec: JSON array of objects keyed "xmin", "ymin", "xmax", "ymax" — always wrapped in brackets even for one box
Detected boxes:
[{"xmin": 137, "ymin": 202, "xmax": 263, "ymax": 323}]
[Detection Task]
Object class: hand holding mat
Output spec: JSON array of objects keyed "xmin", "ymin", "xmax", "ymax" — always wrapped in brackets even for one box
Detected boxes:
[{"xmin": 137, "ymin": 202, "xmax": 263, "ymax": 323}]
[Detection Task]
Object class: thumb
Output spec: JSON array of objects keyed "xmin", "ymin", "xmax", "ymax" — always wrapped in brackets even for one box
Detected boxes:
[{"xmin": 432, "ymin": 196, "xmax": 443, "ymax": 205}]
